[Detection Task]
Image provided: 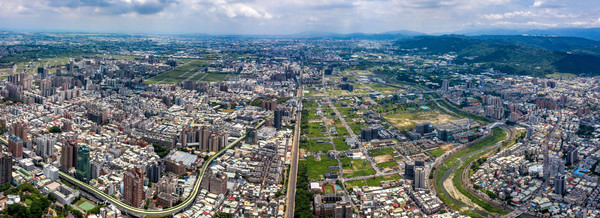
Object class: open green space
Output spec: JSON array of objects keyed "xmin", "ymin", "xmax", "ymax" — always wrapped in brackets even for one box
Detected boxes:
[
  {"xmin": 384, "ymin": 110, "xmax": 458, "ymax": 130},
  {"xmin": 146, "ymin": 60, "xmax": 210, "ymax": 84},
  {"xmin": 302, "ymin": 99, "xmax": 319, "ymax": 108},
  {"xmin": 368, "ymin": 147, "xmax": 396, "ymax": 157},
  {"xmin": 331, "ymin": 125, "xmax": 350, "ymax": 137},
  {"xmin": 430, "ymin": 148, "xmax": 445, "ymax": 157},
  {"xmin": 303, "ymin": 123, "xmax": 328, "ymax": 138},
  {"xmin": 346, "ymin": 121, "xmax": 365, "ymax": 135},
  {"xmin": 201, "ymin": 73, "xmax": 232, "ymax": 82},
  {"xmin": 337, "ymin": 107, "xmax": 360, "ymax": 118},
  {"xmin": 302, "ymin": 108, "xmax": 319, "ymax": 120},
  {"xmin": 188, "ymin": 72, "xmax": 207, "ymax": 81},
  {"xmin": 300, "ymin": 139, "xmax": 334, "ymax": 153},
  {"xmin": 434, "ymin": 99, "xmax": 491, "ymax": 124},
  {"xmin": 304, "ymin": 155, "xmax": 339, "ymax": 181},
  {"xmin": 346, "ymin": 174, "xmax": 402, "ymax": 188},
  {"xmin": 366, "ymin": 83, "xmax": 399, "ymax": 92},
  {"xmin": 333, "ymin": 138, "xmax": 351, "ymax": 151},
  {"xmin": 323, "ymin": 185, "xmax": 335, "ymax": 194},
  {"xmin": 377, "ymin": 161, "xmax": 398, "ymax": 168},
  {"xmin": 342, "ymin": 158, "xmax": 376, "ymax": 178}
]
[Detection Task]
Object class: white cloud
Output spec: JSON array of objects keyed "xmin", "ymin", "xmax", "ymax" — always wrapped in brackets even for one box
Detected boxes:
[{"xmin": 0, "ymin": 0, "xmax": 598, "ymax": 34}]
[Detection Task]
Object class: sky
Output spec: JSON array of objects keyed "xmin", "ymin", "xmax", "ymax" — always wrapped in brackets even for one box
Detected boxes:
[{"xmin": 0, "ymin": 0, "xmax": 599, "ymax": 34}]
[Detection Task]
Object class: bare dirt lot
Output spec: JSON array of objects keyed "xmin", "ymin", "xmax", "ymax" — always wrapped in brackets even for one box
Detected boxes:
[
  {"xmin": 384, "ymin": 110, "xmax": 459, "ymax": 130},
  {"xmin": 373, "ymin": 154, "xmax": 394, "ymax": 163}
]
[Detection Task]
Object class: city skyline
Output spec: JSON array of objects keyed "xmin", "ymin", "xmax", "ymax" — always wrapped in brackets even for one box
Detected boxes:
[{"xmin": 0, "ymin": 0, "xmax": 599, "ymax": 34}]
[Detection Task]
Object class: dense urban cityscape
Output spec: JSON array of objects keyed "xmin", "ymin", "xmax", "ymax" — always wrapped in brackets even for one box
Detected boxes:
[{"xmin": 0, "ymin": 28, "xmax": 599, "ymax": 218}]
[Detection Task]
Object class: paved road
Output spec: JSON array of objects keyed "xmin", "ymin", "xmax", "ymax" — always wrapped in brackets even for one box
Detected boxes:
[{"xmin": 284, "ymin": 74, "xmax": 303, "ymax": 218}]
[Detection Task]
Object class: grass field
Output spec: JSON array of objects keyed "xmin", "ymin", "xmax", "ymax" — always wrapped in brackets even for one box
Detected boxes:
[
  {"xmin": 384, "ymin": 110, "xmax": 458, "ymax": 130},
  {"xmin": 146, "ymin": 60, "xmax": 210, "ymax": 84},
  {"xmin": 333, "ymin": 138, "xmax": 351, "ymax": 151},
  {"xmin": 303, "ymin": 123, "xmax": 328, "ymax": 138},
  {"xmin": 368, "ymin": 148, "xmax": 396, "ymax": 157},
  {"xmin": 304, "ymin": 155, "xmax": 339, "ymax": 181},
  {"xmin": 430, "ymin": 148, "xmax": 445, "ymax": 157},
  {"xmin": 300, "ymin": 139, "xmax": 334, "ymax": 153},
  {"xmin": 201, "ymin": 73, "xmax": 232, "ymax": 82},
  {"xmin": 346, "ymin": 174, "xmax": 402, "ymax": 188},
  {"xmin": 332, "ymin": 124, "xmax": 350, "ymax": 137},
  {"xmin": 366, "ymin": 83, "xmax": 398, "ymax": 92},
  {"xmin": 342, "ymin": 158, "xmax": 375, "ymax": 178},
  {"xmin": 377, "ymin": 161, "xmax": 398, "ymax": 168},
  {"xmin": 302, "ymin": 99, "xmax": 319, "ymax": 108},
  {"xmin": 323, "ymin": 185, "xmax": 335, "ymax": 194},
  {"xmin": 337, "ymin": 107, "xmax": 360, "ymax": 118},
  {"xmin": 346, "ymin": 121, "xmax": 365, "ymax": 135}
]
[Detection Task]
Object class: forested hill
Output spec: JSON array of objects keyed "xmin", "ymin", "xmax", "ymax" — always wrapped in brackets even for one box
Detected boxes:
[{"xmin": 394, "ymin": 35, "xmax": 600, "ymax": 77}]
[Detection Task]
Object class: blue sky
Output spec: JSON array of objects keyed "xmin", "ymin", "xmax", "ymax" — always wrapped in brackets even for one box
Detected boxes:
[{"xmin": 0, "ymin": 0, "xmax": 599, "ymax": 34}]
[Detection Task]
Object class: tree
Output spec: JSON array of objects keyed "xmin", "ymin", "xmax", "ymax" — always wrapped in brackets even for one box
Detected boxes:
[
  {"xmin": 6, "ymin": 203, "xmax": 28, "ymax": 217},
  {"xmin": 49, "ymin": 126, "xmax": 62, "ymax": 133}
]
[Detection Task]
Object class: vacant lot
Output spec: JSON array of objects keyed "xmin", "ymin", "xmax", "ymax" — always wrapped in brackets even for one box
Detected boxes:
[
  {"xmin": 341, "ymin": 157, "xmax": 375, "ymax": 178},
  {"xmin": 333, "ymin": 138, "xmax": 351, "ymax": 151},
  {"xmin": 146, "ymin": 60, "xmax": 211, "ymax": 84},
  {"xmin": 201, "ymin": 73, "xmax": 232, "ymax": 82},
  {"xmin": 377, "ymin": 161, "xmax": 399, "ymax": 169},
  {"xmin": 384, "ymin": 110, "xmax": 458, "ymax": 130},
  {"xmin": 430, "ymin": 148, "xmax": 445, "ymax": 157},
  {"xmin": 373, "ymin": 154, "xmax": 394, "ymax": 163},
  {"xmin": 346, "ymin": 174, "xmax": 402, "ymax": 188},
  {"xmin": 300, "ymin": 139, "xmax": 334, "ymax": 153},
  {"xmin": 369, "ymin": 147, "xmax": 396, "ymax": 157},
  {"xmin": 304, "ymin": 155, "xmax": 339, "ymax": 181}
]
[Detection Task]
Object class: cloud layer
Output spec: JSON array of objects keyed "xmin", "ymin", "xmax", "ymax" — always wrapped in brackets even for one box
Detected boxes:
[{"xmin": 0, "ymin": 0, "xmax": 599, "ymax": 34}]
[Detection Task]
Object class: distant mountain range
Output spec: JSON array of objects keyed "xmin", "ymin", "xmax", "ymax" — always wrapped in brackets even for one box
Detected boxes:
[
  {"xmin": 285, "ymin": 27, "xmax": 600, "ymax": 41},
  {"xmin": 453, "ymin": 28, "xmax": 600, "ymax": 41}
]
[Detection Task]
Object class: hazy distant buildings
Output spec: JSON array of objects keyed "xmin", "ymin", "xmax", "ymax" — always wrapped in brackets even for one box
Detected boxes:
[
  {"xmin": 338, "ymin": 83, "xmax": 354, "ymax": 92},
  {"xmin": 441, "ymin": 80, "xmax": 449, "ymax": 93}
]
